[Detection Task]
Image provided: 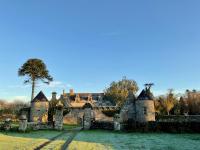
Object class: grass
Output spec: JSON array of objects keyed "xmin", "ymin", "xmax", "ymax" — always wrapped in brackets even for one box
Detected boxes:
[
  {"xmin": 1, "ymin": 123, "xmax": 200, "ymax": 150},
  {"xmin": 0, "ymin": 124, "xmax": 79, "ymax": 150},
  {"xmin": 41, "ymin": 132, "xmax": 71, "ymax": 150},
  {"xmin": 0, "ymin": 130, "xmax": 63, "ymax": 150},
  {"xmin": 63, "ymin": 124, "xmax": 80, "ymax": 130},
  {"xmin": 68, "ymin": 130, "xmax": 200, "ymax": 150}
]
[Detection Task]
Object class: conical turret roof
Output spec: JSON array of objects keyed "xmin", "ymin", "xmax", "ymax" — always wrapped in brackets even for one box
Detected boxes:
[
  {"xmin": 137, "ymin": 88, "xmax": 154, "ymax": 100},
  {"xmin": 31, "ymin": 91, "xmax": 48, "ymax": 103}
]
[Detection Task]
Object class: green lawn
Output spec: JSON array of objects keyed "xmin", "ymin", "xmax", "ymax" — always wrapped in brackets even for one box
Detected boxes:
[
  {"xmin": 40, "ymin": 132, "xmax": 71, "ymax": 150},
  {"xmin": 0, "ymin": 130, "xmax": 63, "ymax": 150},
  {"xmin": 63, "ymin": 124, "xmax": 80, "ymax": 130},
  {"xmin": 0, "ymin": 124, "xmax": 79, "ymax": 150},
  {"xmin": 68, "ymin": 130, "xmax": 200, "ymax": 150},
  {"xmin": 1, "ymin": 129, "xmax": 200, "ymax": 150}
]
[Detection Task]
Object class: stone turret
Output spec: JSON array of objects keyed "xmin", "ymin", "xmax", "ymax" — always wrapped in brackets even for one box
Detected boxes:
[
  {"xmin": 135, "ymin": 84, "xmax": 155, "ymax": 123},
  {"xmin": 30, "ymin": 91, "xmax": 49, "ymax": 123}
]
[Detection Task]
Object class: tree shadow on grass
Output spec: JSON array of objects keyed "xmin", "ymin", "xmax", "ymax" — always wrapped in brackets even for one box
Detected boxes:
[{"xmin": 0, "ymin": 130, "xmax": 63, "ymax": 140}]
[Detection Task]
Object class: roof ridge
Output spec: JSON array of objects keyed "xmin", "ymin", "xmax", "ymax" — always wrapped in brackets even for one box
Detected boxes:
[
  {"xmin": 137, "ymin": 89, "xmax": 154, "ymax": 100},
  {"xmin": 31, "ymin": 91, "xmax": 48, "ymax": 103}
]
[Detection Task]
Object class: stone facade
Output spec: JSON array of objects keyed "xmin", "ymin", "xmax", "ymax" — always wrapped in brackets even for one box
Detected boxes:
[
  {"xmin": 119, "ymin": 93, "xmax": 136, "ymax": 123},
  {"xmin": 23, "ymin": 90, "xmax": 116, "ymax": 127},
  {"xmin": 63, "ymin": 108, "xmax": 84, "ymax": 124},
  {"xmin": 22, "ymin": 88, "xmax": 153, "ymax": 131},
  {"xmin": 94, "ymin": 109, "xmax": 113, "ymax": 121},
  {"xmin": 135, "ymin": 86, "xmax": 155, "ymax": 123},
  {"xmin": 30, "ymin": 101, "xmax": 49, "ymax": 122},
  {"xmin": 135, "ymin": 100, "xmax": 155, "ymax": 122},
  {"xmin": 50, "ymin": 89, "xmax": 116, "ymax": 125},
  {"xmin": 30, "ymin": 91, "xmax": 49, "ymax": 123},
  {"xmin": 117, "ymin": 86, "xmax": 155, "ymax": 125}
]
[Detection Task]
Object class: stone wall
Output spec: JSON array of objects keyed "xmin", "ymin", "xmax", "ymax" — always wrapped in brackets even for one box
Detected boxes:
[
  {"xmin": 30, "ymin": 101, "xmax": 49, "ymax": 123},
  {"xmin": 157, "ymin": 115, "xmax": 200, "ymax": 122},
  {"xmin": 135, "ymin": 100, "xmax": 155, "ymax": 123},
  {"xmin": 27, "ymin": 122, "xmax": 53, "ymax": 130},
  {"xmin": 94, "ymin": 109, "xmax": 113, "ymax": 122},
  {"xmin": 19, "ymin": 115, "xmax": 53, "ymax": 131},
  {"xmin": 121, "ymin": 121, "xmax": 200, "ymax": 133},
  {"xmin": 119, "ymin": 98, "xmax": 135, "ymax": 122},
  {"xmin": 63, "ymin": 108, "xmax": 84, "ymax": 124},
  {"xmin": 63, "ymin": 108, "xmax": 114, "ymax": 125}
]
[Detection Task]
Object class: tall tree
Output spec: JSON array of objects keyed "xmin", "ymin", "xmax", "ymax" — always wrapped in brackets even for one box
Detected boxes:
[
  {"xmin": 104, "ymin": 77, "xmax": 139, "ymax": 107},
  {"xmin": 163, "ymin": 89, "xmax": 176, "ymax": 115},
  {"xmin": 18, "ymin": 58, "xmax": 53, "ymax": 101},
  {"xmin": 154, "ymin": 96, "xmax": 165, "ymax": 116}
]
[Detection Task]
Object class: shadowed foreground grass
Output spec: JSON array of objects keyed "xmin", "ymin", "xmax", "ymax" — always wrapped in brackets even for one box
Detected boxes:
[
  {"xmin": 0, "ymin": 124, "xmax": 80, "ymax": 150},
  {"xmin": 1, "ymin": 129, "xmax": 200, "ymax": 150},
  {"xmin": 0, "ymin": 130, "xmax": 64, "ymax": 150},
  {"xmin": 68, "ymin": 130, "xmax": 200, "ymax": 150}
]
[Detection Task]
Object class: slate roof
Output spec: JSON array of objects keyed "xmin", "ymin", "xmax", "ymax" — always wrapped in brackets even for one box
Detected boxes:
[
  {"xmin": 31, "ymin": 91, "xmax": 48, "ymax": 103},
  {"xmin": 68, "ymin": 93, "xmax": 104, "ymax": 101},
  {"xmin": 137, "ymin": 88, "xmax": 154, "ymax": 100}
]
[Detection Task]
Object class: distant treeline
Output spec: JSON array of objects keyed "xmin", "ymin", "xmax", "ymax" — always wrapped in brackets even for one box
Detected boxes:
[
  {"xmin": 0, "ymin": 89, "xmax": 200, "ymax": 120},
  {"xmin": 155, "ymin": 89, "xmax": 200, "ymax": 116},
  {"xmin": 0, "ymin": 100, "xmax": 29, "ymax": 121}
]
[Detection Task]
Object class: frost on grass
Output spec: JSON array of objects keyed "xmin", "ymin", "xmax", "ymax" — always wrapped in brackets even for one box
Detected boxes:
[
  {"xmin": 41, "ymin": 132, "xmax": 71, "ymax": 150},
  {"xmin": 1, "ymin": 130, "xmax": 200, "ymax": 150},
  {"xmin": 68, "ymin": 130, "xmax": 200, "ymax": 150},
  {"xmin": 0, "ymin": 130, "xmax": 62, "ymax": 150}
]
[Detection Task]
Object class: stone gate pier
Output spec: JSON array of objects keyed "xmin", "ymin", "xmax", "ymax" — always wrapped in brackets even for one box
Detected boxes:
[
  {"xmin": 19, "ymin": 115, "xmax": 28, "ymax": 132},
  {"xmin": 83, "ymin": 103, "xmax": 94, "ymax": 130},
  {"xmin": 54, "ymin": 101, "xmax": 64, "ymax": 130}
]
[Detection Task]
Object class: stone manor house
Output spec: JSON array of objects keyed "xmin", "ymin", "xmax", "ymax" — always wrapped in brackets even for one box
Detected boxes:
[{"xmin": 22, "ymin": 87, "xmax": 156, "ymax": 126}]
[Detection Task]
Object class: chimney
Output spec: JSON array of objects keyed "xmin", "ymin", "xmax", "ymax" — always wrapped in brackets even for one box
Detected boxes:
[
  {"xmin": 52, "ymin": 92, "xmax": 57, "ymax": 100},
  {"xmin": 63, "ymin": 89, "xmax": 67, "ymax": 97},
  {"xmin": 70, "ymin": 89, "xmax": 74, "ymax": 96}
]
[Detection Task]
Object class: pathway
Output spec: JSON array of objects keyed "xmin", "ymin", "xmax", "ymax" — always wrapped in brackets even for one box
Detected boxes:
[
  {"xmin": 33, "ymin": 127, "xmax": 82, "ymax": 150},
  {"xmin": 61, "ymin": 127, "xmax": 82, "ymax": 150},
  {"xmin": 34, "ymin": 131, "xmax": 66, "ymax": 150}
]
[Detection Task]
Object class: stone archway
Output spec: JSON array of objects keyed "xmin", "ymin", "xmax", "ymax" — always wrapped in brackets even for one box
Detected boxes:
[{"xmin": 63, "ymin": 107, "xmax": 83, "ymax": 125}]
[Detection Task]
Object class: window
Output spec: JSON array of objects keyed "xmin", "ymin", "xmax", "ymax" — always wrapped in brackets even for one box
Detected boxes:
[{"xmin": 143, "ymin": 107, "xmax": 147, "ymax": 115}]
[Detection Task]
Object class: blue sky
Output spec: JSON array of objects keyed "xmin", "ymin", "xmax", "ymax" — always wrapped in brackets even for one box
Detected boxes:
[{"xmin": 0, "ymin": 1, "xmax": 200, "ymax": 101}]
